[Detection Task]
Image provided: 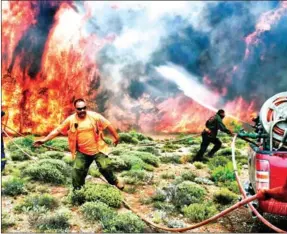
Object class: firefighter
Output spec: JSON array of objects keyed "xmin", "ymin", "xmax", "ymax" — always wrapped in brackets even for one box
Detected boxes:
[
  {"xmin": 192, "ymin": 109, "xmax": 233, "ymax": 162},
  {"xmin": 33, "ymin": 98, "xmax": 124, "ymax": 190}
]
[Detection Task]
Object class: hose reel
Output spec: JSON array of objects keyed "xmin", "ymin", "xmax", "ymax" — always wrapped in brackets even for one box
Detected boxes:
[{"xmin": 259, "ymin": 92, "xmax": 287, "ymax": 150}]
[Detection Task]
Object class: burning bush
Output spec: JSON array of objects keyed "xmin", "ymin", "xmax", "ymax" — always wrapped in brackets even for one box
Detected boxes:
[
  {"xmin": 173, "ymin": 181, "xmax": 206, "ymax": 208},
  {"xmin": 15, "ymin": 193, "xmax": 59, "ymax": 212},
  {"xmin": 80, "ymin": 201, "xmax": 116, "ymax": 222},
  {"xmin": 103, "ymin": 211, "xmax": 146, "ymax": 233},
  {"xmin": 182, "ymin": 202, "xmax": 217, "ymax": 222},
  {"xmin": 22, "ymin": 159, "xmax": 72, "ymax": 184},
  {"xmin": 213, "ymin": 188, "xmax": 238, "ymax": 205},
  {"xmin": 2, "ymin": 177, "xmax": 27, "ymax": 196},
  {"xmin": 9, "ymin": 149, "xmax": 34, "ymax": 161}
]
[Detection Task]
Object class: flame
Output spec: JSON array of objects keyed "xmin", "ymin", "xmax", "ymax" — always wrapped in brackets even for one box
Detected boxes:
[
  {"xmin": 2, "ymin": 2, "xmax": 257, "ymax": 135},
  {"xmin": 2, "ymin": 2, "xmax": 111, "ymax": 134},
  {"xmin": 244, "ymin": 2, "xmax": 287, "ymax": 59}
]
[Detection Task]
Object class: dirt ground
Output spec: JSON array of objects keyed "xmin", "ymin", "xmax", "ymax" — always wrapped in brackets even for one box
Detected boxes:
[{"xmin": 2, "ymin": 135, "xmax": 287, "ymax": 233}]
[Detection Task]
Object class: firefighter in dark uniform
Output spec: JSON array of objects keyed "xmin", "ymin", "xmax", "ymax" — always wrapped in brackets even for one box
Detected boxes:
[{"xmin": 192, "ymin": 109, "xmax": 233, "ymax": 162}]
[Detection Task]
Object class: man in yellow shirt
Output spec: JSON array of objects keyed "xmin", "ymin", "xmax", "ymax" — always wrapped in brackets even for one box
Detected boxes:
[{"xmin": 34, "ymin": 98, "xmax": 123, "ymax": 190}]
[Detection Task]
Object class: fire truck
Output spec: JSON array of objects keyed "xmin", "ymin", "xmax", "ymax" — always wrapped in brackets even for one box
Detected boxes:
[{"xmin": 240, "ymin": 92, "xmax": 287, "ymax": 216}]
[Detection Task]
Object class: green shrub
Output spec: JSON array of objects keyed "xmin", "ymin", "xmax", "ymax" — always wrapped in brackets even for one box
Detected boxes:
[
  {"xmin": 161, "ymin": 173, "xmax": 175, "ymax": 179},
  {"xmin": 2, "ymin": 177, "xmax": 26, "ymax": 196},
  {"xmin": 62, "ymin": 155, "xmax": 74, "ymax": 166},
  {"xmin": 88, "ymin": 166, "xmax": 101, "ymax": 177},
  {"xmin": 213, "ymin": 188, "xmax": 238, "ymax": 205},
  {"xmin": 129, "ymin": 130, "xmax": 153, "ymax": 141},
  {"xmin": 39, "ymin": 151, "xmax": 65, "ymax": 159},
  {"xmin": 153, "ymin": 202, "xmax": 175, "ymax": 213},
  {"xmin": 1, "ymin": 212, "xmax": 15, "ymax": 232},
  {"xmin": 15, "ymin": 193, "xmax": 59, "ymax": 212},
  {"xmin": 121, "ymin": 169, "xmax": 151, "ymax": 185},
  {"xmin": 35, "ymin": 209, "xmax": 71, "ymax": 232},
  {"xmin": 152, "ymin": 189, "xmax": 167, "ymax": 202},
  {"xmin": 67, "ymin": 189, "xmax": 86, "ymax": 206},
  {"xmin": 193, "ymin": 161, "xmax": 206, "ymax": 169},
  {"xmin": 160, "ymin": 155, "xmax": 181, "ymax": 164},
  {"xmin": 162, "ymin": 143, "xmax": 180, "ymax": 152},
  {"xmin": 223, "ymin": 181, "xmax": 240, "ymax": 194},
  {"xmin": 181, "ymin": 171, "xmax": 196, "ymax": 182},
  {"xmin": 183, "ymin": 202, "xmax": 217, "ymax": 222},
  {"xmin": 211, "ymin": 162, "xmax": 235, "ymax": 183},
  {"xmin": 207, "ymin": 156, "xmax": 230, "ymax": 170},
  {"xmin": 119, "ymin": 133, "xmax": 139, "ymax": 144},
  {"xmin": 173, "ymin": 181, "xmax": 206, "ymax": 208},
  {"xmin": 103, "ymin": 212, "xmax": 146, "ymax": 233},
  {"xmin": 81, "ymin": 201, "xmax": 116, "ymax": 222},
  {"xmin": 109, "ymin": 156, "xmax": 130, "ymax": 171},
  {"xmin": 136, "ymin": 146, "xmax": 160, "ymax": 155},
  {"xmin": 103, "ymin": 137, "xmax": 113, "ymax": 145},
  {"xmin": 119, "ymin": 152, "xmax": 155, "ymax": 171},
  {"xmin": 84, "ymin": 183, "xmax": 123, "ymax": 208},
  {"xmin": 237, "ymin": 156, "xmax": 248, "ymax": 165},
  {"xmin": 22, "ymin": 159, "xmax": 72, "ymax": 184},
  {"xmin": 123, "ymin": 186, "xmax": 137, "ymax": 194},
  {"xmin": 215, "ymin": 148, "xmax": 242, "ymax": 157},
  {"xmin": 6, "ymin": 136, "xmax": 34, "ymax": 151},
  {"xmin": 9, "ymin": 148, "xmax": 34, "ymax": 161},
  {"xmin": 128, "ymin": 151, "xmax": 159, "ymax": 167},
  {"xmin": 47, "ymin": 138, "xmax": 69, "ymax": 151}
]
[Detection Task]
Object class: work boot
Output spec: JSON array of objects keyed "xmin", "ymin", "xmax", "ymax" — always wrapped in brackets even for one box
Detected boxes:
[{"xmin": 115, "ymin": 179, "xmax": 125, "ymax": 190}]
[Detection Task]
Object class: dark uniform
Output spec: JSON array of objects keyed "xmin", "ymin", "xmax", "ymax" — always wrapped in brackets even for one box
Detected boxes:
[{"xmin": 193, "ymin": 113, "xmax": 231, "ymax": 162}]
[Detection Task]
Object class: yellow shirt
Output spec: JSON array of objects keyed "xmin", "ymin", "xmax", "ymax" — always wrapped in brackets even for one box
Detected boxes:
[{"xmin": 56, "ymin": 111, "xmax": 111, "ymax": 155}]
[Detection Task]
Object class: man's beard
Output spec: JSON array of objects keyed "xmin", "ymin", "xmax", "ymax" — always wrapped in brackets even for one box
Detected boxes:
[{"xmin": 77, "ymin": 112, "xmax": 86, "ymax": 119}]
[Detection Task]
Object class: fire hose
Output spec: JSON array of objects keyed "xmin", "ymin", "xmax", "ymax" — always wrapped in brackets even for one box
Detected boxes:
[
  {"xmin": 231, "ymin": 134, "xmax": 286, "ymax": 233},
  {"xmin": 3, "ymin": 127, "xmax": 286, "ymax": 232}
]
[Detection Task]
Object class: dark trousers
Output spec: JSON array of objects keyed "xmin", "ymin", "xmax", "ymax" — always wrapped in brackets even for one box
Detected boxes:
[
  {"xmin": 194, "ymin": 132, "xmax": 222, "ymax": 161},
  {"xmin": 72, "ymin": 151, "xmax": 117, "ymax": 190}
]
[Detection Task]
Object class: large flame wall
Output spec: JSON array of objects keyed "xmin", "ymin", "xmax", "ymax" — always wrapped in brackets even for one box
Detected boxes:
[{"xmin": 2, "ymin": 1, "xmax": 287, "ymax": 134}]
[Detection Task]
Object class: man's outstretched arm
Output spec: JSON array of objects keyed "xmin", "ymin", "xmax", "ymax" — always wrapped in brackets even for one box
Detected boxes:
[
  {"xmin": 33, "ymin": 129, "xmax": 60, "ymax": 146},
  {"xmin": 106, "ymin": 124, "xmax": 120, "ymax": 146}
]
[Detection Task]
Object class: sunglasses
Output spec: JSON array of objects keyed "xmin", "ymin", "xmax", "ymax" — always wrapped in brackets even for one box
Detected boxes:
[{"xmin": 76, "ymin": 106, "xmax": 87, "ymax": 111}]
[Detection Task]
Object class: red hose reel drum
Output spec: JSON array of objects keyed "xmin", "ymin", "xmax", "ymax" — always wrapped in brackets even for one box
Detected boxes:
[{"xmin": 259, "ymin": 92, "xmax": 287, "ymax": 147}]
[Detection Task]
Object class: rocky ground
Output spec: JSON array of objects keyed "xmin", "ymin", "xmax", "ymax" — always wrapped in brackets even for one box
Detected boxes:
[{"xmin": 1, "ymin": 133, "xmax": 286, "ymax": 233}]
